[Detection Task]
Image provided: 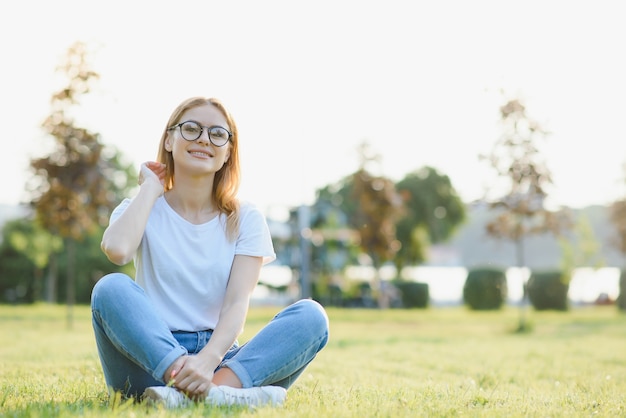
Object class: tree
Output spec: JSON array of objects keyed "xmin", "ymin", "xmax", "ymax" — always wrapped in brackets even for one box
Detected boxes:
[
  {"xmin": 609, "ymin": 163, "xmax": 626, "ymax": 257},
  {"xmin": 559, "ymin": 211, "xmax": 604, "ymax": 275},
  {"xmin": 300, "ymin": 193, "xmax": 360, "ymax": 305},
  {"xmin": 306, "ymin": 142, "xmax": 403, "ymax": 307},
  {"xmin": 308, "ymin": 150, "xmax": 467, "ymax": 305},
  {"xmin": 28, "ymin": 42, "xmax": 135, "ymax": 325},
  {"xmin": 608, "ymin": 163, "xmax": 626, "ymax": 310},
  {"xmin": 348, "ymin": 142, "xmax": 403, "ymax": 307},
  {"xmin": 609, "ymin": 199, "xmax": 626, "ymax": 261},
  {"xmin": 481, "ymin": 97, "xmax": 570, "ymax": 331},
  {"xmin": 5, "ymin": 217, "xmax": 63, "ymax": 303},
  {"xmin": 394, "ymin": 166, "xmax": 466, "ymax": 270}
]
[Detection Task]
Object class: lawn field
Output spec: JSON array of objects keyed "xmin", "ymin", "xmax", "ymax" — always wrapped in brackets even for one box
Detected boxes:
[{"xmin": 1, "ymin": 303, "xmax": 625, "ymax": 417}]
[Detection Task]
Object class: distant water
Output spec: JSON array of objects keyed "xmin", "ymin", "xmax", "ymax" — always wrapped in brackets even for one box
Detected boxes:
[
  {"xmin": 402, "ymin": 266, "xmax": 620, "ymax": 306},
  {"xmin": 568, "ymin": 267, "xmax": 621, "ymax": 303}
]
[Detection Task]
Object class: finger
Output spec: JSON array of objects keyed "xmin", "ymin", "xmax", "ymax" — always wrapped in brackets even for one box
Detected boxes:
[
  {"xmin": 186, "ymin": 383, "xmax": 208, "ymax": 400},
  {"xmin": 172, "ymin": 370, "xmax": 192, "ymax": 391},
  {"xmin": 146, "ymin": 161, "xmax": 165, "ymax": 172}
]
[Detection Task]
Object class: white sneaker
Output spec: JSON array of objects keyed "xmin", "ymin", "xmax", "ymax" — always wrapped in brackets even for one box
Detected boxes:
[
  {"xmin": 207, "ymin": 385, "xmax": 287, "ymax": 407},
  {"xmin": 142, "ymin": 386, "xmax": 190, "ymax": 408}
]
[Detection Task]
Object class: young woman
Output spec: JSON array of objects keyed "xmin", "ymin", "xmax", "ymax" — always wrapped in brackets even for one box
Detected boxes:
[{"xmin": 91, "ymin": 97, "xmax": 329, "ymax": 408}]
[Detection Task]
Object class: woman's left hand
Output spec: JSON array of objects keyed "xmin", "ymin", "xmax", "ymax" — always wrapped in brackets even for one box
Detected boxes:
[{"xmin": 170, "ymin": 355, "xmax": 215, "ymax": 400}]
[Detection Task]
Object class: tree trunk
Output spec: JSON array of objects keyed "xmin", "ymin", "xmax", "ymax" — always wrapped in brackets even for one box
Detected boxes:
[
  {"xmin": 66, "ymin": 238, "xmax": 76, "ymax": 329},
  {"xmin": 32, "ymin": 267, "xmax": 43, "ymax": 302},
  {"xmin": 619, "ymin": 269, "xmax": 626, "ymax": 311},
  {"xmin": 515, "ymin": 236, "xmax": 529, "ymax": 332},
  {"xmin": 45, "ymin": 255, "xmax": 58, "ymax": 303}
]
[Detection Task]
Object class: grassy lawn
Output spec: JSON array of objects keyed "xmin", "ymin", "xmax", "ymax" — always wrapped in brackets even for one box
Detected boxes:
[{"xmin": 1, "ymin": 303, "xmax": 625, "ymax": 417}]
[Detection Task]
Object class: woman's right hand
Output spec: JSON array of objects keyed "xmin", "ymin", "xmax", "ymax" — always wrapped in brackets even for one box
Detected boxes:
[{"xmin": 138, "ymin": 161, "xmax": 166, "ymax": 195}]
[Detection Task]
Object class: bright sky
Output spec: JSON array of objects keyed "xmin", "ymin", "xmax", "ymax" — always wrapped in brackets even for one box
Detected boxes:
[{"xmin": 2, "ymin": 0, "xmax": 625, "ymax": 219}]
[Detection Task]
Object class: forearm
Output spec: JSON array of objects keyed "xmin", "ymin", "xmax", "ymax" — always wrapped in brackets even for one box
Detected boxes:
[
  {"xmin": 101, "ymin": 183, "xmax": 162, "ymax": 265},
  {"xmin": 196, "ymin": 255, "xmax": 261, "ymax": 375},
  {"xmin": 197, "ymin": 300, "xmax": 249, "ymax": 369}
]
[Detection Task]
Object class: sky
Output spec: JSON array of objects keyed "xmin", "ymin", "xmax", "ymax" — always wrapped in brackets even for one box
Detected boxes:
[{"xmin": 2, "ymin": 0, "xmax": 626, "ymax": 220}]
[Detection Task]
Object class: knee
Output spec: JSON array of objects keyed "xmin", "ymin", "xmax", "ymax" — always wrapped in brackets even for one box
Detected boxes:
[
  {"xmin": 291, "ymin": 299, "xmax": 329, "ymax": 341},
  {"xmin": 91, "ymin": 272, "xmax": 133, "ymax": 308}
]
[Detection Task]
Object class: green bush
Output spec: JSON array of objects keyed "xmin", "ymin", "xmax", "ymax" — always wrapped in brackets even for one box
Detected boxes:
[
  {"xmin": 463, "ymin": 267, "xmax": 507, "ymax": 310},
  {"xmin": 394, "ymin": 281, "xmax": 429, "ymax": 308},
  {"xmin": 311, "ymin": 281, "xmax": 343, "ymax": 307},
  {"xmin": 527, "ymin": 270, "xmax": 570, "ymax": 311},
  {"xmin": 0, "ymin": 245, "xmax": 37, "ymax": 304}
]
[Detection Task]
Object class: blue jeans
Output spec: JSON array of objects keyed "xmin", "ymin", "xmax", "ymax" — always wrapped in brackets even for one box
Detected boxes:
[{"xmin": 91, "ymin": 273, "xmax": 329, "ymax": 397}]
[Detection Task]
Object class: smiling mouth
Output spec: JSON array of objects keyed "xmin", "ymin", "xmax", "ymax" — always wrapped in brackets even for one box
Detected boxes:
[{"xmin": 189, "ymin": 151, "xmax": 212, "ymax": 158}]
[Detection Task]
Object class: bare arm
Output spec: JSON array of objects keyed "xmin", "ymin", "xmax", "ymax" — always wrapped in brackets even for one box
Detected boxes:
[
  {"xmin": 101, "ymin": 162, "xmax": 166, "ymax": 265},
  {"xmin": 203, "ymin": 254, "xmax": 263, "ymax": 364},
  {"xmin": 171, "ymin": 254, "xmax": 263, "ymax": 396}
]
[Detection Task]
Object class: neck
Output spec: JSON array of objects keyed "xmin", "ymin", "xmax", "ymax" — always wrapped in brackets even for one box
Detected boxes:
[{"xmin": 165, "ymin": 180, "xmax": 217, "ymax": 224}]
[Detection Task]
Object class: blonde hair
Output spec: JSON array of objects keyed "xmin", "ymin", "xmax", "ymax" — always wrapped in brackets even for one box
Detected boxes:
[{"xmin": 156, "ymin": 97, "xmax": 240, "ymax": 240}]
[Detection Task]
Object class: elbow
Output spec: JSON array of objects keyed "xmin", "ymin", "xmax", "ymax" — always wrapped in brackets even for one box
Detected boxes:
[
  {"xmin": 101, "ymin": 241, "xmax": 134, "ymax": 266},
  {"xmin": 108, "ymin": 254, "xmax": 133, "ymax": 266}
]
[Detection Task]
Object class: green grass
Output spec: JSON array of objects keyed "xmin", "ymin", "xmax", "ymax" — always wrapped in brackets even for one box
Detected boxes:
[{"xmin": 1, "ymin": 303, "xmax": 625, "ymax": 417}]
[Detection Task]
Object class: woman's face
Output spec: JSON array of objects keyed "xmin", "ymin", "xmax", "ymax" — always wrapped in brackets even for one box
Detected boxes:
[{"xmin": 165, "ymin": 104, "xmax": 231, "ymax": 176}]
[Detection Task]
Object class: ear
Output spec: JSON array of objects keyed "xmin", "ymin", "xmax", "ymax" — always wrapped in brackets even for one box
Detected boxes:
[{"xmin": 164, "ymin": 136, "xmax": 173, "ymax": 152}]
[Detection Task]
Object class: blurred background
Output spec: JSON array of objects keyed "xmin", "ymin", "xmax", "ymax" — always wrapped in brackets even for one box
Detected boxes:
[{"xmin": 1, "ymin": 0, "xmax": 625, "ymax": 314}]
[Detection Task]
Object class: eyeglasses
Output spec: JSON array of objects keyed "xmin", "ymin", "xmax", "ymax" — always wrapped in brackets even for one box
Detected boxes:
[{"xmin": 168, "ymin": 121, "xmax": 232, "ymax": 147}]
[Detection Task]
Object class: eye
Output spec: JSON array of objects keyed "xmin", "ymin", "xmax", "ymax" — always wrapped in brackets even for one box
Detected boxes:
[
  {"xmin": 210, "ymin": 127, "xmax": 229, "ymax": 140},
  {"xmin": 181, "ymin": 122, "xmax": 201, "ymax": 136}
]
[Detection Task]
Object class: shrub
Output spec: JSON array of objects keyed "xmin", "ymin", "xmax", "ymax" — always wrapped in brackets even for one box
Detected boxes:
[
  {"xmin": 311, "ymin": 281, "xmax": 343, "ymax": 307},
  {"xmin": 527, "ymin": 270, "xmax": 570, "ymax": 311},
  {"xmin": 394, "ymin": 281, "xmax": 429, "ymax": 308},
  {"xmin": 463, "ymin": 267, "xmax": 507, "ymax": 310},
  {"xmin": 0, "ymin": 246, "xmax": 37, "ymax": 304}
]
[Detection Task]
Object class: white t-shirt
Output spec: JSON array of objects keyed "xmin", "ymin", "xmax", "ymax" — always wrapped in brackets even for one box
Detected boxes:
[{"xmin": 109, "ymin": 196, "xmax": 276, "ymax": 331}]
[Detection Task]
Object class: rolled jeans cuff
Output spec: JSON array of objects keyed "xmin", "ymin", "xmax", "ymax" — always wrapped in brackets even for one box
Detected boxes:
[
  {"xmin": 220, "ymin": 359, "xmax": 253, "ymax": 388},
  {"xmin": 154, "ymin": 345, "xmax": 187, "ymax": 383}
]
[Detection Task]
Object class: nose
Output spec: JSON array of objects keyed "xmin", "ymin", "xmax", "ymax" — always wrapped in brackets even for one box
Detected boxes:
[{"xmin": 197, "ymin": 127, "xmax": 211, "ymax": 143}]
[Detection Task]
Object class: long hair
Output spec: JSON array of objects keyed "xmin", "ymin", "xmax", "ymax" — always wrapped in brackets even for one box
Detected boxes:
[{"xmin": 156, "ymin": 97, "xmax": 241, "ymax": 239}]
